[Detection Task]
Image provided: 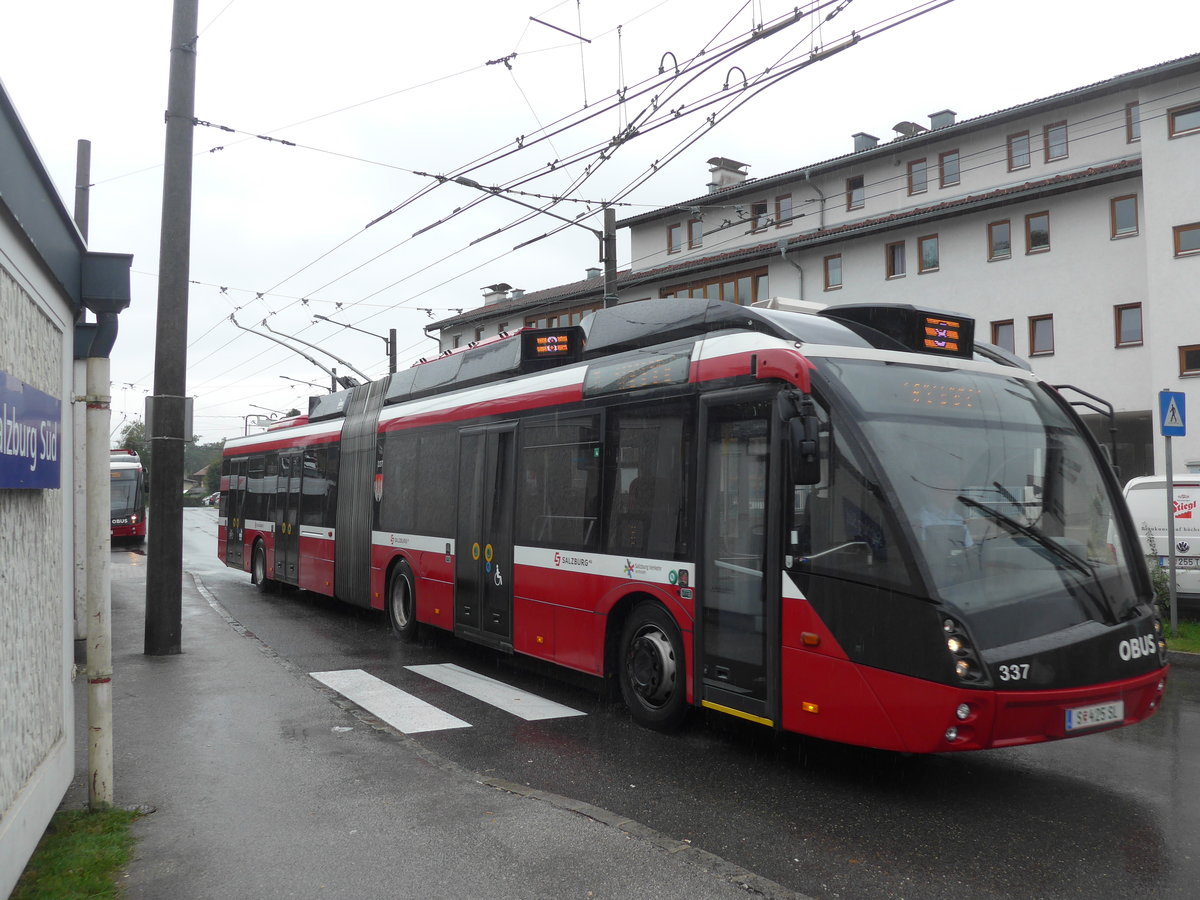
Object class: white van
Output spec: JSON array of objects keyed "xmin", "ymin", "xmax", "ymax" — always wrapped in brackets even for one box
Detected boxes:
[{"xmin": 1123, "ymin": 475, "xmax": 1200, "ymax": 603}]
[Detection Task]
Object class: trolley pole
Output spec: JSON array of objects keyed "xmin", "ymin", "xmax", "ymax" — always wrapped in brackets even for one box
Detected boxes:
[{"xmin": 145, "ymin": 0, "xmax": 199, "ymax": 655}]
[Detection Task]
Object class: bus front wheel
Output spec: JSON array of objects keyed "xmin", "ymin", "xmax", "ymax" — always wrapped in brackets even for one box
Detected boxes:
[
  {"xmin": 387, "ymin": 561, "xmax": 418, "ymax": 641},
  {"xmin": 618, "ymin": 602, "xmax": 687, "ymax": 731}
]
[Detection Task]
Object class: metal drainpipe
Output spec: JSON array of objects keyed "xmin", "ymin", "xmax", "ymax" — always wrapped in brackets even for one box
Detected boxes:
[{"xmin": 779, "ymin": 240, "xmax": 804, "ymax": 302}]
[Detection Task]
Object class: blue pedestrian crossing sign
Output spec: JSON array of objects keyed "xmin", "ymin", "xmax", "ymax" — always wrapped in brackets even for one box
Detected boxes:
[{"xmin": 1160, "ymin": 391, "xmax": 1186, "ymax": 437}]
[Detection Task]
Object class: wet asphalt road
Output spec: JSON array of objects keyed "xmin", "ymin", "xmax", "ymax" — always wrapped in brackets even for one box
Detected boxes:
[{"xmin": 139, "ymin": 508, "xmax": 1200, "ymax": 899}]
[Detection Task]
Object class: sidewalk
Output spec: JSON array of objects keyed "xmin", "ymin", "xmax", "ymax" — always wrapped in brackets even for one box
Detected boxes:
[{"xmin": 63, "ymin": 563, "xmax": 799, "ymax": 899}]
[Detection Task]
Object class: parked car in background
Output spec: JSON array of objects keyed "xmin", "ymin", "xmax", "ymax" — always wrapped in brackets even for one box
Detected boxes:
[{"xmin": 202, "ymin": 491, "xmax": 220, "ymax": 507}]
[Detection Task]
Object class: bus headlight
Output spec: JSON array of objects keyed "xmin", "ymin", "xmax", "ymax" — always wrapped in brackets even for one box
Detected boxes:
[{"xmin": 943, "ymin": 616, "xmax": 988, "ymax": 685}]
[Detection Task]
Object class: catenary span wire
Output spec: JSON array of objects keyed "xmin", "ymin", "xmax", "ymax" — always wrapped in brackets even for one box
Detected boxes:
[
  {"xmin": 189, "ymin": 69, "xmax": 1183, "ymax": 396},
  {"xmin": 382, "ymin": 2, "xmax": 834, "ymax": 254},
  {"xmin": 364, "ymin": 1, "xmax": 822, "ymax": 231},
  {"xmin": 142, "ymin": 21, "xmax": 1180, "ymax": 398},
  {"xmin": 157, "ymin": 6, "xmax": 894, "ymax": 390},
  {"xmin": 160, "ymin": 58, "xmax": 1190, "ymax": 393}
]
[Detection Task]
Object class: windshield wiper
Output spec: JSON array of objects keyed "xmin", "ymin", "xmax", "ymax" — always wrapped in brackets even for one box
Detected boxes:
[{"xmin": 956, "ymin": 495, "xmax": 1119, "ymax": 623}]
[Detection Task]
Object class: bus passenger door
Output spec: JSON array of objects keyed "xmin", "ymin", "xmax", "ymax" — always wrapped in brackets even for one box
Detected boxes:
[
  {"xmin": 224, "ymin": 458, "xmax": 246, "ymax": 567},
  {"xmin": 455, "ymin": 422, "xmax": 517, "ymax": 649},
  {"xmin": 275, "ymin": 451, "xmax": 302, "ymax": 582},
  {"xmin": 697, "ymin": 392, "xmax": 779, "ymax": 726}
]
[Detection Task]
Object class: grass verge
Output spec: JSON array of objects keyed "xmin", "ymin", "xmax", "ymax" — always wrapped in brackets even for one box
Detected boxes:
[
  {"xmin": 1166, "ymin": 618, "xmax": 1200, "ymax": 654},
  {"xmin": 12, "ymin": 807, "xmax": 141, "ymax": 900}
]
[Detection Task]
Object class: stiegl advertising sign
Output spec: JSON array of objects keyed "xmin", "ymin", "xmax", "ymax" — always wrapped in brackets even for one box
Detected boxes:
[{"xmin": 0, "ymin": 369, "xmax": 62, "ymax": 489}]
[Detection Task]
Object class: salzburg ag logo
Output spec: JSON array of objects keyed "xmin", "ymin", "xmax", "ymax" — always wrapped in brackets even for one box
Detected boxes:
[{"xmin": 1174, "ymin": 498, "xmax": 1197, "ymax": 518}]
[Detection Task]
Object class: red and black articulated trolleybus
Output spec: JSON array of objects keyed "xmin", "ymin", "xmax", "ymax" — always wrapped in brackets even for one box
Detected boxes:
[
  {"xmin": 110, "ymin": 448, "xmax": 147, "ymax": 542},
  {"xmin": 218, "ymin": 298, "xmax": 1168, "ymax": 753}
]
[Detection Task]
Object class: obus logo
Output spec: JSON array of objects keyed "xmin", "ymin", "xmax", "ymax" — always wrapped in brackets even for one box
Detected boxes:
[
  {"xmin": 1118, "ymin": 634, "xmax": 1158, "ymax": 661},
  {"xmin": 1174, "ymin": 498, "xmax": 1197, "ymax": 518}
]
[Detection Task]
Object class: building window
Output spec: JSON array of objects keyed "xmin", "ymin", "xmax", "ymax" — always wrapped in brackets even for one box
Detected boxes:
[
  {"xmin": 775, "ymin": 194, "xmax": 793, "ymax": 228},
  {"xmin": 1026, "ymin": 211, "xmax": 1050, "ymax": 253},
  {"xmin": 1181, "ymin": 345, "xmax": 1200, "ymax": 376},
  {"xmin": 1029, "ymin": 315, "xmax": 1054, "ymax": 356},
  {"xmin": 907, "ymin": 158, "xmax": 928, "ymax": 195},
  {"xmin": 885, "ymin": 241, "xmax": 906, "ymax": 279},
  {"xmin": 1126, "ymin": 102, "xmax": 1141, "ymax": 143},
  {"xmin": 992, "ymin": 320, "xmax": 1015, "ymax": 353},
  {"xmin": 498, "ymin": 321, "xmax": 510, "ymax": 334},
  {"xmin": 688, "ymin": 218, "xmax": 703, "ymax": 249},
  {"xmin": 1008, "ymin": 131, "xmax": 1030, "ymax": 170},
  {"xmin": 667, "ymin": 222, "xmax": 683, "ymax": 254},
  {"xmin": 1044, "ymin": 121, "xmax": 1068, "ymax": 161},
  {"xmin": 525, "ymin": 301, "xmax": 602, "ymax": 329},
  {"xmin": 1115, "ymin": 303, "xmax": 1143, "ymax": 347},
  {"xmin": 939, "ymin": 150, "xmax": 960, "ymax": 187},
  {"xmin": 988, "ymin": 220, "xmax": 1011, "ymax": 260},
  {"xmin": 824, "ymin": 254, "xmax": 842, "ymax": 290},
  {"xmin": 1168, "ymin": 102, "xmax": 1200, "ymax": 138},
  {"xmin": 452, "ymin": 334, "xmax": 462, "ymax": 349},
  {"xmin": 1175, "ymin": 223, "xmax": 1200, "ymax": 257},
  {"xmin": 918, "ymin": 234, "xmax": 939, "ymax": 273},
  {"xmin": 751, "ymin": 201, "xmax": 769, "ymax": 232},
  {"xmin": 474, "ymin": 326, "xmax": 485, "ymax": 342},
  {"xmin": 1111, "ymin": 195, "xmax": 1138, "ymax": 238},
  {"xmin": 846, "ymin": 175, "xmax": 864, "ymax": 210},
  {"xmin": 659, "ymin": 267, "xmax": 769, "ymax": 305}
]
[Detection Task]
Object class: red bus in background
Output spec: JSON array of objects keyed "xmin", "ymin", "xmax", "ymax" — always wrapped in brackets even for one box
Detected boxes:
[
  {"xmin": 110, "ymin": 448, "xmax": 147, "ymax": 542},
  {"xmin": 218, "ymin": 298, "xmax": 1168, "ymax": 753}
]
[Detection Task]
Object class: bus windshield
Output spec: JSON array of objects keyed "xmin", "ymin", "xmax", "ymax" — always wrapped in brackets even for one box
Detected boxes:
[
  {"xmin": 111, "ymin": 470, "xmax": 141, "ymax": 514},
  {"xmin": 815, "ymin": 357, "xmax": 1142, "ymax": 647}
]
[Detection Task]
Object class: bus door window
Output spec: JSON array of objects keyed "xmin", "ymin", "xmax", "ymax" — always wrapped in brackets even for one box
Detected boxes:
[
  {"xmin": 455, "ymin": 423, "xmax": 517, "ymax": 644},
  {"xmin": 700, "ymin": 396, "xmax": 773, "ymax": 710},
  {"xmin": 604, "ymin": 404, "xmax": 692, "ymax": 559},
  {"xmin": 275, "ymin": 451, "xmax": 302, "ymax": 581},
  {"xmin": 223, "ymin": 457, "xmax": 248, "ymax": 566}
]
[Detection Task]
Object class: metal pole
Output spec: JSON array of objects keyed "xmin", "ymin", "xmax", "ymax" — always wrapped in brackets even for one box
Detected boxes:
[
  {"xmin": 1166, "ymin": 438, "xmax": 1179, "ymax": 636},
  {"xmin": 145, "ymin": 0, "xmax": 199, "ymax": 655},
  {"xmin": 85, "ymin": 356, "xmax": 113, "ymax": 809},
  {"xmin": 72, "ymin": 142, "xmax": 91, "ymax": 656},
  {"xmin": 389, "ymin": 328, "xmax": 397, "ymax": 374},
  {"xmin": 603, "ymin": 207, "xmax": 618, "ymax": 308}
]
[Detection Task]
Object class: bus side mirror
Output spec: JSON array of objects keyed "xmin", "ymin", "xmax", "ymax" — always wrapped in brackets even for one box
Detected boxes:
[{"xmin": 789, "ymin": 416, "xmax": 821, "ymax": 485}]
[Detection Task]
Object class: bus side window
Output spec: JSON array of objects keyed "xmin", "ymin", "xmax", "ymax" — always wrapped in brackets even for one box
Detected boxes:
[
  {"xmin": 605, "ymin": 404, "xmax": 692, "ymax": 559},
  {"xmin": 517, "ymin": 414, "xmax": 601, "ymax": 550}
]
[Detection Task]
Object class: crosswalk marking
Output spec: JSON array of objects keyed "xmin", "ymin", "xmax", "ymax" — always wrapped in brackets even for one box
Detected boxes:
[
  {"xmin": 407, "ymin": 663, "xmax": 587, "ymax": 721},
  {"xmin": 309, "ymin": 669, "xmax": 470, "ymax": 734}
]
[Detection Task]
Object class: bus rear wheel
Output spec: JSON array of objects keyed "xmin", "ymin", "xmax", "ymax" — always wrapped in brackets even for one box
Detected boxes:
[
  {"xmin": 251, "ymin": 543, "xmax": 273, "ymax": 593},
  {"xmin": 387, "ymin": 561, "xmax": 418, "ymax": 641},
  {"xmin": 618, "ymin": 602, "xmax": 687, "ymax": 731}
]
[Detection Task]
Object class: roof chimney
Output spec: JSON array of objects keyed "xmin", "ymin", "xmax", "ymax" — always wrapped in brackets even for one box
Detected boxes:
[
  {"xmin": 929, "ymin": 109, "xmax": 956, "ymax": 129},
  {"xmin": 706, "ymin": 156, "xmax": 750, "ymax": 193},
  {"xmin": 852, "ymin": 132, "xmax": 879, "ymax": 152},
  {"xmin": 480, "ymin": 282, "xmax": 512, "ymax": 304},
  {"xmin": 585, "ymin": 267, "xmax": 601, "ymax": 280}
]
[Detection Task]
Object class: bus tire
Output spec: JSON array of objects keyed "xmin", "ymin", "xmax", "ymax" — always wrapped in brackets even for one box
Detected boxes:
[
  {"xmin": 387, "ymin": 560, "xmax": 419, "ymax": 641},
  {"xmin": 618, "ymin": 601, "xmax": 688, "ymax": 731},
  {"xmin": 251, "ymin": 542, "xmax": 273, "ymax": 593}
]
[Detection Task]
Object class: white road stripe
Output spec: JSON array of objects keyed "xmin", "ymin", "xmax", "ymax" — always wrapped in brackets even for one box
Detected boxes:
[
  {"xmin": 310, "ymin": 669, "xmax": 471, "ymax": 734},
  {"xmin": 406, "ymin": 663, "xmax": 587, "ymax": 721}
]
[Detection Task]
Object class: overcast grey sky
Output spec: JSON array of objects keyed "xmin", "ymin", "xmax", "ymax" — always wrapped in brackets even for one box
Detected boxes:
[{"xmin": 2, "ymin": 0, "xmax": 1197, "ymax": 442}]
